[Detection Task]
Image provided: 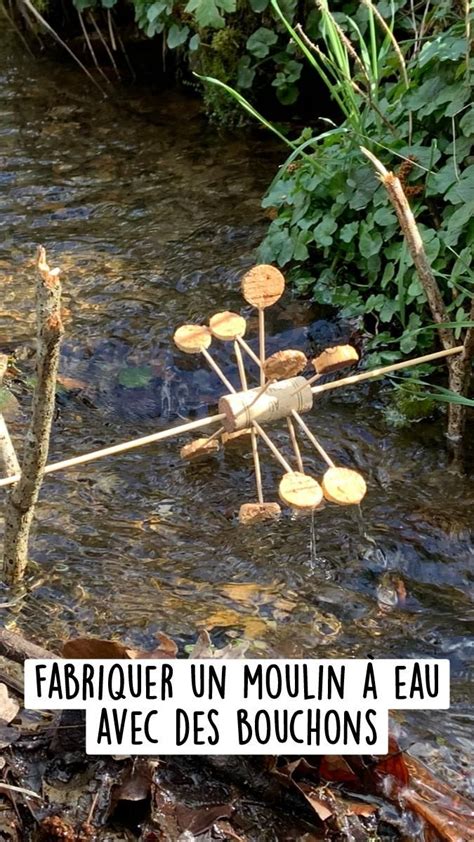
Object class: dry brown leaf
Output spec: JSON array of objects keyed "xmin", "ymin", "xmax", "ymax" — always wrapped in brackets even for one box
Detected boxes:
[
  {"xmin": 176, "ymin": 802, "xmax": 234, "ymax": 835},
  {"xmin": 62, "ymin": 637, "xmax": 137, "ymax": 660}
]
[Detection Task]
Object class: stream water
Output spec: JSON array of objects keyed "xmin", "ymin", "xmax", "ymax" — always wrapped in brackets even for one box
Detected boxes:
[{"xmin": 0, "ymin": 30, "xmax": 473, "ymax": 799}]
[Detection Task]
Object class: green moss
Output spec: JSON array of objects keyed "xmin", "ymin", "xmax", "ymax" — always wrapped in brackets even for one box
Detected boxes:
[
  {"xmin": 194, "ymin": 27, "xmax": 245, "ymax": 125},
  {"xmin": 383, "ymin": 381, "xmax": 437, "ymax": 428}
]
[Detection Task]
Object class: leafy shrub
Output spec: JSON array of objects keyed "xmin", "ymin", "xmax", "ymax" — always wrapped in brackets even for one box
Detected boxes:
[{"xmin": 254, "ymin": 1, "xmax": 474, "ymax": 365}]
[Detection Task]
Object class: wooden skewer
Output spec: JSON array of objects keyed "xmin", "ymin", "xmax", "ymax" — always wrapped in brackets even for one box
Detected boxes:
[
  {"xmin": 199, "ymin": 425, "xmax": 225, "ymax": 448},
  {"xmin": 310, "ymin": 345, "xmax": 464, "ymax": 395},
  {"xmin": 236, "ymin": 336, "xmax": 262, "ymax": 369},
  {"xmin": 201, "ymin": 348, "xmax": 236, "ymax": 394},
  {"xmin": 291, "ymin": 410, "xmax": 335, "ymax": 469},
  {"xmin": 287, "ymin": 417, "xmax": 304, "ymax": 473},
  {"xmin": 0, "ymin": 413, "xmax": 226, "ymax": 489},
  {"xmin": 258, "ymin": 308, "xmax": 266, "ymax": 387},
  {"xmin": 235, "ymin": 341, "xmax": 263, "ymax": 504},
  {"xmin": 252, "ymin": 421, "xmax": 293, "ymax": 474}
]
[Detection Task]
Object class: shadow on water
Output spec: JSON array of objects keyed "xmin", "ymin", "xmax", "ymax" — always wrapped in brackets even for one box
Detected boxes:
[{"xmin": 0, "ymin": 31, "xmax": 473, "ymax": 796}]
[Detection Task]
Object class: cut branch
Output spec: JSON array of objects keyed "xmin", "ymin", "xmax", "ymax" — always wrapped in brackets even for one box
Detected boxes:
[
  {"xmin": 361, "ymin": 147, "xmax": 474, "ymax": 446},
  {"xmin": 2, "ymin": 247, "xmax": 64, "ymax": 583}
]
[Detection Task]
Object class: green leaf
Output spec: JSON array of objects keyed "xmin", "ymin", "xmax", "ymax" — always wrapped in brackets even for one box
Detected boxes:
[
  {"xmin": 459, "ymin": 106, "xmax": 474, "ymax": 136},
  {"xmin": 189, "ymin": 33, "xmax": 201, "ymax": 51},
  {"xmin": 146, "ymin": 1, "xmax": 166, "ymax": 22},
  {"xmin": 313, "ymin": 216, "xmax": 337, "ymax": 247},
  {"xmin": 237, "ymin": 56, "xmax": 255, "ymax": 89},
  {"xmin": 339, "ymin": 221, "xmax": 358, "ymax": 243},
  {"xmin": 167, "ymin": 24, "xmax": 189, "ymax": 48},
  {"xmin": 249, "ymin": 0, "xmax": 269, "ymax": 10},
  {"xmin": 445, "ymin": 166, "xmax": 474, "ymax": 204},
  {"xmin": 118, "ymin": 366, "xmax": 154, "ymax": 389},
  {"xmin": 185, "ymin": 0, "xmax": 235, "ymax": 29},
  {"xmin": 359, "ymin": 224, "xmax": 382, "ymax": 258},
  {"xmin": 246, "ymin": 27, "xmax": 278, "ymax": 59}
]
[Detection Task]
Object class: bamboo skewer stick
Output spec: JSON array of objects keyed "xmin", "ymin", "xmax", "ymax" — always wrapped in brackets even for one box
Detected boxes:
[
  {"xmin": 235, "ymin": 341, "xmax": 264, "ymax": 504},
  {"xmin": 236, "ymin": 336, "xmax": 262, "ymax": 369},
  {"xmin": 310, "ymin": 345, "xmax": 464, "ymax": 395},
  {"xmin": 201, "ymin": 348, "xmax": 236, "ymax": 394},
  {"xmin": 291, "ymin": 411, "xmax": 335, "ymax": 469},
  {"xmin": 287, "ymin": 417, "xmax": 304, "ymax": 473},
  {"xmin": 252, "ymin": 422, "xmax": 293, "ymax": 474},
  {"xmin": 258, "ymin": 308, "xmax": 266, "ymax": 387},
  {"xmin": 0, "ymin": 414, "xmax": 226, "ymax": 490}
]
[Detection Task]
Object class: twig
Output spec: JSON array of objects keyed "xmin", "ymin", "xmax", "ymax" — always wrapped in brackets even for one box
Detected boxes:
[
  {"xmin": 20, "ymin": 0, "xmax": 107, "ymax": 98},
  {"xmin": 89, "ymin": 11, "xmax": 121, "ymax": 80},
  {"xmin": 77, "ymin": 10, "xmax": 110, "ymax": 86},
  {"xmin": 3, "ymin": 248, "xmax": 64, "ymax": 583},
  {"xmin": 361, "ymin": 147, "xmax": 456, "ymax": 352}
]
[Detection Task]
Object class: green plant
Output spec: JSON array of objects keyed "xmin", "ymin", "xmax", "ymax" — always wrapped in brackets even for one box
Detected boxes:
[{"xmin": 204, "ymin": 0, "xmax": 473, "ymax": 369}]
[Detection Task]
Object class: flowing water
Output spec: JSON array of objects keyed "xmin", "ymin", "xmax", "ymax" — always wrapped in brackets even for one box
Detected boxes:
[{"xmin": 0, "ymin": 30, "xmax": 473, "ymax": 797}]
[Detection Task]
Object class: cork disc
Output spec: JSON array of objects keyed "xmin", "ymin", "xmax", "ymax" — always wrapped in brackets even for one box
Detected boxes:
[
  {"xmin": 180, "ymin": 437, "xmax": 220, "ymax": 461},
  {"xmin": 312, "ymin": 345, "xmax": 359, "ymax": 375},
  {"xmin": 278, "ymin": 472, "xmax": 323, "ymax": 511},
  {"xmin": 173, "ymin": 324, "xmax": 212, "ymax": 354},
  {"xmin": 263, "ymin": 349, "xmax": 307, "ymax": 380},
  {"xmin": 239, "ymin": 502, "xmax": 281, "ymax": 525},
  {"xmin": 322, "ymin": 467, "xmax": 366, "ymax": 505},
  {"xmin": 221, "ymin": 428, "xmax": 252, "ymax": 446},
  {"xmin": 209, "ymin": 311, "xmax": 246, "ymax": 341},
  {"xmin": 241, "ymin": 264, "xmax": 285, "ymax": 309}
]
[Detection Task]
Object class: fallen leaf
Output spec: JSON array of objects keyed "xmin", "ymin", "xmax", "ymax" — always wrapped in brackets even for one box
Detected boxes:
[
  {"xmin": 319, "ymin": 755, "xmax": 360, "ymax": 786},
  {"xmin": 0, "ymin": 724, "xmax": 20, "ymax": 749},
  {"xmin": 57, "ymin": 374, "xmax": 88, "ymax": 391},
  {"xmin": 62, "ymin": 637, "xmax": 137, "ymax": 659},
  {"xmin": 0, "ymin": 684, "xmax": 19, "ymax": 724},
  {"xmin": 145, "ymin": 632, "xmax": 178, "ymax": 659},
  {"xmin": 176, "ymin": 802, "xmax": 234, "ymax": 835}
]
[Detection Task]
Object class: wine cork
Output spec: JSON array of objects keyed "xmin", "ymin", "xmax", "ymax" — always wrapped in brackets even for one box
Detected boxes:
[
  {"xmin": 174, "ymin": 324, "xmax": 212, "ymax": 354},
  {"xmin": 263, "ymin": 349, "xmax": 307, "ymax": 380},
  {"xmin": 239, "ymin": 502, "xmax": 281, "ymax": 525},
  {"xmin": 312, "ymin": 345, "xmax": 359, "ymax": 374},
  {"xmin": 219, "ymin": 376, "xmax": 313, "ymax": 432},
  {"xmin": 221, "ymin": 428, "xmax": 252, "ymax": 446},
  {"xmin": 322, "ymin": 466, "xmax": 366, "ymax": 505},
  {"xmin": 180, "ymin": 437, "xmax": 220, "ymax": 461},
  {"xmin": 209, "ymin": 311, "xmax": 247, "ymax": 341},
  {"xmin": 241, "ymin": 264, "xmax": 285, "ymax": 309},
  {"xmin": 279, "ymin": 472, "xmax": 323, "ymax": 510}
]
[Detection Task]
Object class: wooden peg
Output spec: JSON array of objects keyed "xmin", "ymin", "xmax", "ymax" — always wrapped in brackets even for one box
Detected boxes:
[
  {"xmin": 241, "ymin": 264, "xmax": 285, "ymax": 309},
  {"xmin": 264, "ymin": 349, "xmax": 307, "ymax": 380},
  {"xmin": 180, "ymin": 437, "xmax": 220, "ymax": 461},
  {"xmin": 279, "ymin": 471, "xmax": 323, "ymax": 511},
  {"xmin": 239, "ymin": 502, "xmax": 281, "ymax": 525},
  {"xmin": 312, "ymin": 345, "xmax": 359, "ymax": 375},
  {"xmin": 321, "ymin": 466, "xmax": 367, "ymax": 505},
  {"xmin": 209, "ymin": 311, "xmax": 246, "ymax": 341},
  {"xmin": 174, "ymin": 324, "xmax": 212, "ymax": 354}
]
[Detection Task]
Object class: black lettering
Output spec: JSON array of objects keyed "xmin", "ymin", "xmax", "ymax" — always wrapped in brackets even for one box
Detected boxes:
[
  {"xmin": 97, "ymin": 708, "xmax": 112, "ymax": 745},
  {"xmin": 365, "ymin": 709, "xmax": 377, "ymax": 745},
  {"xmin": 208, "ymin": 710, "xmax": 219, "ymax": 746},
  {"xmin": 363, "ymin": 663, "xmax": 377, "ymax": 699},
  {"xmin": 243, "ymin": 665, "xmax": 262, "ymax": 700},
  {"xmin": 237, "ymin": 709, "xmax": 252, "ymax": 744},
  {"xmin": 176, "ymin": 709, "xmax": 189, "ymax": 745},
  {"xmin": 395, "ymin": 666, "xmax": 407, "ymax": 699},
  {"xmin": 35, "ymin": 665, "xmax": 47, "ymax": 699},
  {"xmin": 144, "ymin": 711, "xmax": 159, "ymax": 743}
]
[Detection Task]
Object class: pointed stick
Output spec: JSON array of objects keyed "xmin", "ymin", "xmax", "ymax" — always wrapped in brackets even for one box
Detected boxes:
[
  {"xmin": 236, "ymin": 335, "xmax": 262, "ymax": 368},
  {"xmin": 0, "ymin": 413, "xmax": 226, "ymax": 490},
  {"xmin": 258, "ymin": 308, "xmax": 266, "ymax": 387},
  {"xmin": 201, "ymin": 348, "xmax": 236, "ymax": 394},
  {"xmin": 235, "ymin": 340, "xmax": 263, "ymax": 504},
  {"xmin": 291, "ymin": 411, "xmax": 335, "ymax": 469},
  {"xmin": 310, "ymin": 345, "xmax": 464, "ymax": 395},
  {"xmin": 252, "ymin": 422, "xmax": 293, "ymax": 474},
  {"xmin": 287, "ymin": 417, "xmax": 304, "ymax": 473}
]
